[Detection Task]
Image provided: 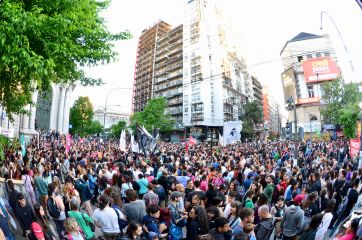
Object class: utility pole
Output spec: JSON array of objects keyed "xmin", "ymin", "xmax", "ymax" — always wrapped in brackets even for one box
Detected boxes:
[{"xmin": 292, "ymin": 98, "xmax": 298, "ymax": 160}]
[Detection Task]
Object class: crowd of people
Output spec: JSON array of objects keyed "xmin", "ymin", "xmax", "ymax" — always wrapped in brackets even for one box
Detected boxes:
[{"xmin": 0, "ymin": 131, "xmax": 361, "ymax": 240}]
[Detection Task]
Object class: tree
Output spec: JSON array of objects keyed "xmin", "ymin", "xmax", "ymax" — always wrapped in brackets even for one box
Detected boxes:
[
  {"xmin": 241, "ymin": 101, "xmax": 263, "ymax": 139},
  {"xmin": 69, "ymin": 96, "xmax": 94, "ymax": 136},
  {"xmin": 0, "ymin": 0, "xmax": 131, "ymax": 120},
  {"xmin": 84, "ymin": 120, "xmax": 103, "ymax": 135},
  {"xmin": 130, "ymin": 97, "xmax": 173, "ymax": 132},
  {"xmin": 110, "ymin": 120, "xmax": 127, "ymax": 138},
  {"xmin": 320, "ymin": 78, "xmax": 361, "ymax": 138}
]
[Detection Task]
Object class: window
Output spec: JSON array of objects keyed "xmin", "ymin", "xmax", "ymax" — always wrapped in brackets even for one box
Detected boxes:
[
  {"xmin": 307, "ymin": 85, "xmax": 315, "ymax": 98},
  {"xmin": 192, "ymin": 92, "xmax": 201, "ymax": 101},
  {"xmin": 307, "ymin": 54, "xmax": 312, "ymax": 59},
  {"xmin": 316, "ymin": 52, "xmax": 322, "ymax": 58},
  {"xmin": 192, "ymin": 83, "xmax": 200, "ymax": 92}
]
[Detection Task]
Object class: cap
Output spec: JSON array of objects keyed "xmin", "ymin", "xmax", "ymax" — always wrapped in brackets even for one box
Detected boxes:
[
  {"xmin": 31, "ymin": 222, "xmax": 45, "ymax": 239},
  {"xmin": 293, "ymin": 194, "xmax": 304, "ymax": 206},
  {"xmin": 170, "ymin": 191, "xmax": 182, "ymax": 200}
]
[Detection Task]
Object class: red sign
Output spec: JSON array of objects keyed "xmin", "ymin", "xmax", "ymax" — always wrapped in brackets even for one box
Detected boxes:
[
  {"xmin": 188, "ymin": 136, "xmax": 197, "ymax": 146},
  {"xmin": 297, "ymin": 97, "xmax": 320, "ymax": 105},
  {"xmin": 302, "ymin": 57, "xmax": 340, "ymax": 83},
  {"xmin": 350, "ymin": 138, "xmax": 360, "ymax": 157}
]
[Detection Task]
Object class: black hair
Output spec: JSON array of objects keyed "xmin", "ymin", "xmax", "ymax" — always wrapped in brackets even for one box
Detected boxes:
[{"xmin": 214, "ymin": 217, "xmax": 229, "ymax": 229}]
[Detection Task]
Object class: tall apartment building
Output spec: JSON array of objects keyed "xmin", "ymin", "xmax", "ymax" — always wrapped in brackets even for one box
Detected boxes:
[
  {"xmin": 262, "ymin": 86, "xmax": 281, "ymax": 136},
  {"xmin": 182, "ymin": 0, "xmax": 249, "ymax": 136},
  {"xmin": 280, "ymin": 32, "xmax": 340, "ymax": 134},
  {"xmin": 132, "ymin": 21, "xmax": 171, "ymax": 113},
  {"xmin": 251, "ymin": 75, "xmax": 263, "ymax": 103},
  {"xmin": 153, "ymin": 25, "xmax": 184, "ymax": 126}
]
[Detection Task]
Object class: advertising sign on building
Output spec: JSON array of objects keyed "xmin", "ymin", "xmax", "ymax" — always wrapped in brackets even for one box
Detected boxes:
[
  {"xmin": 302, "ymin": 57, "xmax": 340, "ymax": 83},
  {"xmin": 281, "ymin": 67, "xmax": 297, "ymax": 102}
]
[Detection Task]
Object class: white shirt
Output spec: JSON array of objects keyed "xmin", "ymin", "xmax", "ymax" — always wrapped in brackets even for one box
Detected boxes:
[
  {"xmin": 315, "ymin": 212, "xmax": 333, "ymax": 240},
  {"xmin": 224, "ymin": 203, "xmax": 231, "ymax": 218},
  {"xmin": 133, "ymin": 170, "xmax": 142, "ymax": 180},
  {"xmin": 92, "ymin": 207, "xmax": 122, "ymax": 234}
]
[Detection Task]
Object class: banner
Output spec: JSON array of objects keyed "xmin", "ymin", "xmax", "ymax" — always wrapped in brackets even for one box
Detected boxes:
[
  {"xmin": 188, "ymin": 136, "xmax": 197, "ymax": 146},
  {"xmin": 65, "ymin": 134, "xmax": 72, "ymax": 153},
  {"xmin": 302, "ymin": 57, "xmax": 340, "ymax": 83},
  {"xmin": 119, "ymin": 129, "xmax": 126, "ymax": 152},
  {"xmin": 131, "ymin": 134, "xmax": 139, "ymax": 153},
  {"xmin": 20, "ymin": 134, "xmax": 26, "ymax": 157},
  {"xmin": 218, "ymin": 133, "xmax": 224, "ymax": 146},
  {"xmin": 223, "ymin": 121, "xmax": 242, "ymax": 145},
  {"xmin": 350, "ymin": 138, "xmax": 360, "ymax": 157},
  {"xmin": 136, "ymin": 125, "xmax": 159, "ymax": 155}
]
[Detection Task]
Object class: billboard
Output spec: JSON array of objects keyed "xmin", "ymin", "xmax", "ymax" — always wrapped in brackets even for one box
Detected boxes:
[
  {"xmin": 302, "ymin": 57, "xmax": 340, "ymax": 83},
  {"xmin": 281, "ymin": 67, "xmax": 297, "ymax": 102}
]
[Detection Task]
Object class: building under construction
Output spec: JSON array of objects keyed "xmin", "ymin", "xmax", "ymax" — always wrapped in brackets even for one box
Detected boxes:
[
  {"xmin": 132, "ymin": 21, "xmax": 171, "ymax": 113},
  {"xmin": 153, "ymin": 25, "xmax": 183, "ymax": 126}
]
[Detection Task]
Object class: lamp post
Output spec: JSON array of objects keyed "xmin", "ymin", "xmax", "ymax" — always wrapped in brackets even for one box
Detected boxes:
[
  {"xmin": 320, "ymin": 11, "xmax": 356, "ymax": 82},
  {"xmin": 103, "ymin": 87, "xmax": 131, "ymax": 129}
]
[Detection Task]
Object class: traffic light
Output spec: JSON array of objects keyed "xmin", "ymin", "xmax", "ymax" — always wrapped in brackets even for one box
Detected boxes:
[{"xmin": 285, "ymin": 122, "xmax": 290, "ymax": 139}]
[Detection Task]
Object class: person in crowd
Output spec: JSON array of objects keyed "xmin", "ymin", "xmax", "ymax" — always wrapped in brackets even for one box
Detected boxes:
[
  {"xmin": 187, "ymin": 206, "xmax": 209, "ymax": 240},
  {"xmin": 281, "ymin": 195, "xmax": 304, "ymax": 240},
  {"xmin": 264, "ymin": 175, "xmax": 275, "ymax": 204},
  {"xmin": 33, "ymin": 203, "xmax": 57, "ymax": 239},
  {"xmin": 315, "ymin": 199, "xmax": 335, "ymax": 240},
  {"xmin": 121, "ymin": 175, "xmax": 133, "ymax": 203},
  {"xmin": 136, "ymin": 174, "xmax": 149, "ymax": 199},
  {"xmin": 48, "ymin": 182, "xmax": 66, "ymax": 237},
  {"xmin": 227, "ymin": 201, "xmax": 242, "ymax": 233},
  {"xmin": 22, "ymin": 166, "xmax": 36, "ymax": 205},
  {"xmin": 207, "ymin": 206, "xmax": 221, "ymax": 230},
  {"xmin": 224, "ymin": 191, "xmax": 237, "ymax": 218},
  {"xmin": 119, "ymin": 222, "xmax": 144, "ymax": 240},
  {"xmin": 14, "ymin": 192, "xmax": 36, "ymax": 237},
  {"xmin": 302, "ymin": 192, "xmax": 318, "ymax": 228},
  {"xmin": 243, "ymin": 190, "xmax": 254, "ymax": 209},
  {"xmin": 254, "ymin": 205, "xmax": 274, "ymax": 240},
  {"xmin": 152, "ymin": 179, "xmax": 166, "ymax": 207},
  {"xmin": 143, "ymin": 204, "xmax": 167, "ymax": 238},
  {"xmin": 92, "ymin": 194, "xmax": 122, "ymax": 239},
  {"xmin": 75, "ymin": 174, "xmax": 93, "ymax": 217},
  {"xmin": 122, "ymin": 189, "xmax": 147, "ymax": 224},
  {"xmin": 233, "ymin": 208, "xmax": 255, "ymax": 236},
  {"xmin": 0, "ymin": 205, "xmax": 14, "ymax": 240},
  {"xmin": 35, "ymin": 168, "xmax": 49, "ymax": 217},
  {"xmin": 143, "ymin": 183, "xmax": 159, "ymax": 207},
  {"xmin": 208, "ymin": 217, "xmax": 232, "ymax": 240},
  {"xmin": 63, "ymin": 217, "xmax": 86, "ymax": 240},
  {"xmin": 271, "ymin": 196, "xmax": 286, "ymax": 240},
  {"xmin": 299, "ymin": 213, "xmax": 324, "ymax": 240},
  {"xmin": 67, "ymin": 197, "xmax": 95, "ymax": 240}
]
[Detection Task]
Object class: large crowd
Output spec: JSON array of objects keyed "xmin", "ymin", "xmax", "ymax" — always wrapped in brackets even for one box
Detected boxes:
[{"xmin": 0, "ymin": 131, "xmax": 361, "ymax": 240}]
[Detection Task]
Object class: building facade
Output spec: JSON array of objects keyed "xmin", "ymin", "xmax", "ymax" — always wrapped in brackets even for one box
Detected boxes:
[
  {"xmin": 252, "ymin": 75, "xmax": 263, "ymax": 103},
  {"xmin": 0, "ymin": 83, "xmax": 74, "ymax": 139},
  {"xmin": 280, "ymin": 32, "xmax": 339, "ymax": 134},
  {"xmin": 182, "ymin": 0, "xmax": 249, "ymax": 131},
  {"xmin": 132, "ymin": 21, "xmax": 172, "ymax": 113},
  {"xmin": 153, "ymin": 25, "xmax": 184, "ymax": 127},
  {"xmin": 93, "ymin": 108, "xmax": 130, "ymax": 129},
  {"xmin": 262, "ymin": 86, "xmax": 281, "ymax": 136}
]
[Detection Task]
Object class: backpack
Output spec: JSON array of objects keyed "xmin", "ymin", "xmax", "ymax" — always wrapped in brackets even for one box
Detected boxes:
[
  {"xmin": 132, "ymin": 181, "xmax": 140, "ymax": 192},
  {"xmin": 235, "ymin": 183, "xmax": 245, "ymax": 202},
  {"xmin": 47, "ymin": 198, "xmax": 61, "ymax": 219},
  {"xmin": 154, "ymin": 185, "xmax": 166, "ymax": 201},
  {"xmin": 84, "ymin": 183, "xmax": 93, "ymax": 201},
  {"xmin": 112, "ymin": 207, "xmax": 128, "ymax": 232}
]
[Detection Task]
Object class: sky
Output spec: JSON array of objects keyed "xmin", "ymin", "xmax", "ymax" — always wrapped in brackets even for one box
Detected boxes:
[{"xmin": 73, "ymin": 0, "xmax": 362, "ymax": 118}]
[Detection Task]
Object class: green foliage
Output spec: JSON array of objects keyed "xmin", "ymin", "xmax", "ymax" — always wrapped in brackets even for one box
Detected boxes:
[
  {"xmin": 83, "ymin": 120, "xmax": 103, "ymax": 135},
  {"xmin": 0, "ymin": 135, "xmax": 20, "ymax": 165},
  {"xmin": 0, "ymin": 0, "xmax": 132, "ymax": 120},
  {"xmin": 69, "ymin": 96, "xmax": 94, "ymax": 136},
  {"xmin": 110, "ymin": 120, "xmax": 127, "ymax": 138},
  {"xmin": 130, "ymin": 97, "xmax": 174, "ymax": 133},
  {"xmin": 241, "ymin": 101, "xmax": 263, "ymax": 138},
  {"xmin": 244, "ymin": 101, "xmax": 263, "ymax": 124},
  {"xmin": 320, "ymin": 78, "xmax": 362, "ymax": 138}
]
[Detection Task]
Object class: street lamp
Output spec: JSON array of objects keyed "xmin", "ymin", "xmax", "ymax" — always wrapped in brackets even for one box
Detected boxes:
[
  {"xmin": 320, "ymin": 11, "xmax": 356, "ymax": 83},
  {"xmin": 103, "ymin": 87, "xmax": 131, "ymax": 129}
]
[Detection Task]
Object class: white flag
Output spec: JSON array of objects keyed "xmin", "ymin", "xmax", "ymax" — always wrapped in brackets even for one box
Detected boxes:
[
  {"xmin": 131, "ymin": 134, "xmax": 139, "ymax": 153},
  {"xmin": 119, "ymin": 129, "xmax": 126, "ymax": 151},
  {"xmin": 219, "ymin": 133, "xmax": 224, "ymax": 146}
]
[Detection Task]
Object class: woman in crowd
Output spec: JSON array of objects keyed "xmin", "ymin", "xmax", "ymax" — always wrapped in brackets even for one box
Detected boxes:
[
  {"xmin": 120, "ymin": 222, "xmax": 143, "ymax": 240},
  {"xmin": 187, "ymin": 206, "xmax": 209, "ymax": 240},
  {"xmin": 300, "ymin": 213, "xmax": 324, "ymax": 240}
]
